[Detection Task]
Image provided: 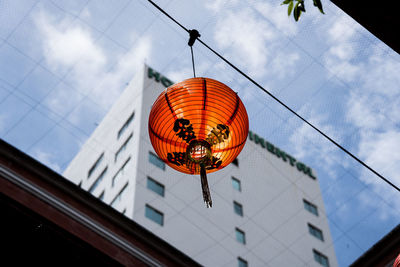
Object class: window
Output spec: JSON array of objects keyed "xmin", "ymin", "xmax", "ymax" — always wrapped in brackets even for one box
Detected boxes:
[
  {"xmin": 118, "ymin": 111, "xmax": 135, "ymax": 139},
  {"xmin": 232, "ymin": 158, "xmax": 239, "ymax": 167},
  {"xmin": 112, "ymin": 157, "xmax": 131, "ymax": 187},
  {"xmin": 308, "ymin": 223, "xmax": 324, "ymax": 241},
  {"xmin": 145, "ymin": 204, "xmax": 164, "ymax": 226},
  {"xmin": 99, "ymin": 190, "xmax": 105, "ymax": 201},
  {"xmin": 111, "ymin": 182, "xmax": 128, "ymax": 208},
  {"xmin": 88, "ymin": 153, "xmax": 104, "ymax": 178},
  {"xmin": 233, "ymin": 201, "xmax": 243, "ymax": 216},
  {"xmin": 147, "ymin": 177, "xmax": 165, "ymax": 197},
  {"xmin": 232, "ymin": 177, "xmax": 241, "ymax": 191},
  {"xmin": 313, "ymin": 249, "xmax": 329, "ymax": 267},
  {"xmin": 149, "ymin": 151, "xmax": 165, "ymax": 170},
  {"xmin": 303, "ymin": 199, "xmax": 319, "ymax": 216},
  {"xmin": 235, "ymin": 228, "xmax": 246, "ymax": 244},
  {"xmin": 89, "ymin": 167, "xmax": 107, "ymax": 193},
  {"xmin": 115, "ymin": 133, "xmax": 133, "ymax": 162},
  {"xmin": 238, "ymin": 257, "xmax": 248, "ymax": 267}
]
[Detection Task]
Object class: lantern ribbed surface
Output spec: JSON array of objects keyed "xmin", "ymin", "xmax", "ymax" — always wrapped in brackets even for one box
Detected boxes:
[{"xmin": 148, "ymin": 77, "xmax": 249, "ymax": 175}]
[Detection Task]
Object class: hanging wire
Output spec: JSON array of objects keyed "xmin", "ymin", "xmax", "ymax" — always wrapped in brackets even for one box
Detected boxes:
[{"xmin": 146, "ymin": 0, "xmax": 400, "ymax": 193}]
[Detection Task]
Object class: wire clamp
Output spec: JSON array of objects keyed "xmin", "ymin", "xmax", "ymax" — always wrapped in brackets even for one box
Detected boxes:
[{"xmin": 188, "ymin": 29, "xmax": 201, "ymax": 46}]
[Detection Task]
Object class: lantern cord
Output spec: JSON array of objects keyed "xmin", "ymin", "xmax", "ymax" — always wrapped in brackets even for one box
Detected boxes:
[
  {"xmin": 146, "ymin": 0, "xmax": 400, "ymax": 193},
  {"xmin": 190, "ymin": 46, "xmax": 196, "ymax": 77},
  {"xmin": 200, "ymin": 164, "xmax": 212, "ymax": 208},
  {"xmin": 188, "ymin": 30, "xmax": 201, "ymax": 78}
]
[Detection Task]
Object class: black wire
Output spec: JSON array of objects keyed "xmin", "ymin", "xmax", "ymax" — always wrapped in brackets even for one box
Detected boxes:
[
  {"xmin": 147, "ymin": 0, "xmax": 189, "ymax": 33},
  {"xmin": 146, "ymin": 0, "xmax": 400, "ymax": 193},
  {"xmin": 190, "ymin": 46, "xmax": 196, "ymax": 77}
]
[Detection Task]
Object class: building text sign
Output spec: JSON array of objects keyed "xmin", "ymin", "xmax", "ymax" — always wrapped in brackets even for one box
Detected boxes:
[
  {"xmin": 249, "ymin": 131, "xmax": 316, "ymax": 179},
  {"xmin": 148, "ymin": 67, "xmax": 174, "ymax": 88}
]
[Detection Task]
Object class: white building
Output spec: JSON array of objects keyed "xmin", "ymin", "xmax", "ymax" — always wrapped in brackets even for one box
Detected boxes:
[{"xmin": 64, "ymin": 65, "xmax": 337, "ymax": 267}]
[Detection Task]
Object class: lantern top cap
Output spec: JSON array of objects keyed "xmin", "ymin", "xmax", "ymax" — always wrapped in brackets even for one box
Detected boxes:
[{"xmin": 165, "ymin": 77, "xmax": 233, "ymax": 88}]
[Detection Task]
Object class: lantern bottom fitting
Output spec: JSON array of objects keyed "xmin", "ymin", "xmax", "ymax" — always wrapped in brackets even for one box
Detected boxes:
[{"xmin": 186, "ymin": 139, "xmax": 212, "ymax": 164}]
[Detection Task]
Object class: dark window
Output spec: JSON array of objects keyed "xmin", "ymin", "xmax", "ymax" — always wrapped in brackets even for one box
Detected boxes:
[
  {"xmin": 238, "ymin": 257, "xmax": 248, "ymax": 267},
  {"xmin": 232, "ymin": 158, "xmax": 239, "ymax": 166},
  {"xmin": 115, "ymin": 133, "xmax": 133, "ymax": 162},
  {"xmin": 233, "ymin": 201, "xmax": 243, "ymax": 216},
  {"xmin": 88, "ymin": 153, "xmax": 104, "ymax": 178},
  {"xmin": 232, "ymin": 177, "xmax": 241, "ymax": 191},
  {"xmin": 313, "ymin": 249, "xmax": 329, "ymax": 267},
  {"xmin": 145, "ymin": 204, "xmax": 164, "ymax": 226},
  {"xmin": 89, "ymin": 167, "xmax": 107, "ymax": 193},
  {"xmin": 147, "ymin": 177, "xmax": 165, "ymax": 197},
  {"xmin": 308, "ymin": 223, "xmax": 324, "ymax": 241},
  {"xmin": 303, "ymin": 199, "xmax": 319, "ymax": 216},
  {"xmin": 110, "ymin": 182, "xmax": 128, "ymax": 208},
  {"xmin": 235, "ymin": 228, "xmax": 246, "ymax": 244},
  {"xmin": 112, "ymin": 157, "xmax": 131, "ymax": 187},
  {"xmin": 117, "ymin": 111, "xmax": 135, "ymax": 139},
  {"xmin": 149, "ymin": 151, "xmax": 165, "ymax": 170},
  {"xmin": 99, "ymin": 190, "xmax": 105, "ymax": 201}
]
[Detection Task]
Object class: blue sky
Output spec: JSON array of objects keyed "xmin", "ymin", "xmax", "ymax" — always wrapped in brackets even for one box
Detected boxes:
[{"xmin": 1, "ymin": 0, "xmax": 399, "ymax": 266}]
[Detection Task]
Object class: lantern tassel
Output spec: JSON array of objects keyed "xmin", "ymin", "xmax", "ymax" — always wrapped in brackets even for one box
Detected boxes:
[{"xmin": 200, "ymin": 164, "xmax": 212, "ymax": 208}]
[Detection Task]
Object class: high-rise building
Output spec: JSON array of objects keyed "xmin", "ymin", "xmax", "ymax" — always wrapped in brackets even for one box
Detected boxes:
[{"xmin": 64, "ymin": 65, "xmax": 337, "ymax": 267}]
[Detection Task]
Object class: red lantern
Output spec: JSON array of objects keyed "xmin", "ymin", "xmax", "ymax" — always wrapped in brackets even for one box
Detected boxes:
[
  {"xmin": 149, "ymin": 77, "xmax": 249, "ymax": 207},
  {"xmin": 394, "ymin": 253, "xmax": 400, "ymax": 267}
]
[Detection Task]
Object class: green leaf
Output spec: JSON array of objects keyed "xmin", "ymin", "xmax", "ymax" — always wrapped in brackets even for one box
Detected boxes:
[
  {"xmin": 313, "ymin": 0, "xmax": 325, "ymax": 14},
  {"xmin": 281, "ymin": 0, "xmax": 291, "ymax": 5},
  {"xmin": 288, "ymin": 1, "xmax": 294, "ymax": 16},
  {"xmin": 294, "ymin": 2, "xmax": 300, "ymax": 21}
]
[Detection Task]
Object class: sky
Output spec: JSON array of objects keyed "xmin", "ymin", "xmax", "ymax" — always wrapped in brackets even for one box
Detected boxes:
[{"xmin": 1, "ymin": 0, "xmax": 399, "ymax": 266}]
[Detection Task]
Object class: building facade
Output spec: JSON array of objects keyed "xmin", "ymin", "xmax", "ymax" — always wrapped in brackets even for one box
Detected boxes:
[{"xmin": 64, "ymin": 65, "xmax": 338, "ymax": 267}]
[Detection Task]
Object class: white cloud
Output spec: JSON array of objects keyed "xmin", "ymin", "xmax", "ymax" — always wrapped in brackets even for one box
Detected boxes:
[
  {"xmin": 34, "ymin": 10, "xmax": 152, "ymax": 117},
  {"xmin": 33, "ymin": 149, "xmax": 62, "ymax": 173},
  {"xmin": 323, "ymin": 15, "xmax": 362, "ymax": 82},
  {"xmin": 322, "ymin": 14, "xmax": 400, "ymax": 217},
  {"xmin": 289, "ymin": 106, "xmax": 345, "ymax": 180},
  {"xmin": 166, "ymin": 60, "xmax": 211, "ymax": 83},
  {"xmin": 253, "ymin": 1, "xmax": 298, "ymax": 36},
  {"xmin": 359, "ymin": 131, "xmax": 400, "ymax": 175},
  {"xmin": 91, "ymin": 34, "xmax": 151, "ymax": 107},
  {"xmin": 347, "ymin": 92, "xmax": 397, "ymax": 130},
  {"xmin": 213, "ymin": 5, "xmax": 299, "ymax": 79},
  {"xmin": 35, "ymin": 11, "xmax": 106, "ymax": 74},
  {"xmin": 346, "ymin": 55, "xmax": 400, "ymax": 215},
  {"xmin": 204, "ymin": 0, "xmax": 239, "ymax": 12},
  {"xmin": 214, "ymin": 8, "xmax": 271, "ymax": 77},
  {"xmin": 362, "ymin": 45, "xmax": 400, "ymax": 97},
  {"xmin": 270, "ymin": 51, "xmax": 300, "ymax": 79},
  {"xmin": 327, "ymin": 15, "xmax": 358, "ymax": 43}
]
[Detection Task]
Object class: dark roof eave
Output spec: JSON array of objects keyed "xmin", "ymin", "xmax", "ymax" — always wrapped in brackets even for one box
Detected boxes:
[
  {"xmin": 331, "ymin": 0, "xmax": 400, "ymax": 55},
  {"xmin": 0, "ymin": 139, "xmax": 201, "ymax": 267}
]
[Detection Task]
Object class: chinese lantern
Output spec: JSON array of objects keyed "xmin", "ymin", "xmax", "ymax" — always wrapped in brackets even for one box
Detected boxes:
[{"xmin": 148, "ymin": 77, "xmax": 249, "ymax": 207}]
